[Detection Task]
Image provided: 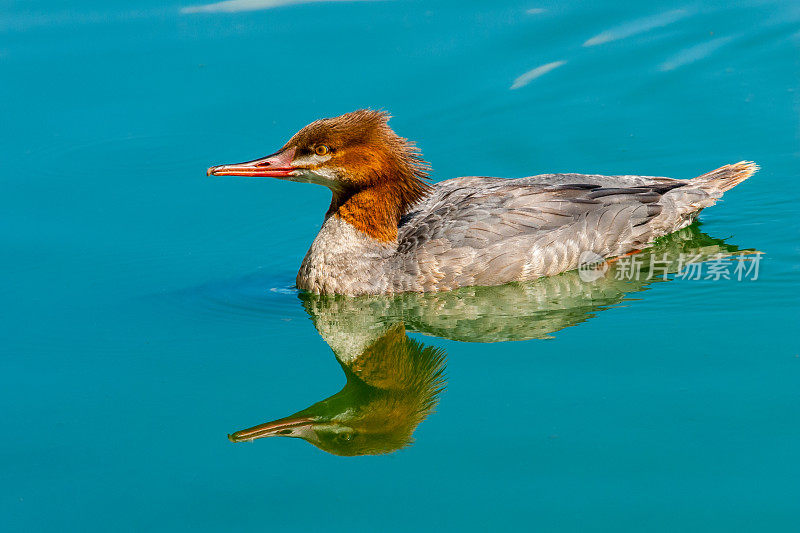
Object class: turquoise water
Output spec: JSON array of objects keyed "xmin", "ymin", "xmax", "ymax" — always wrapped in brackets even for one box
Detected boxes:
[{"xmin": 3, "ymin": 0, "xmax": 799, "ymax": 530}]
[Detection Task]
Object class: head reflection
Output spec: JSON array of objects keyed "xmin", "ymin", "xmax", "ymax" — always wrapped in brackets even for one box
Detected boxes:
[
  {"xmin": 229, "ymin": 323, "xmax": 446, "ymax": 456},
  {"xmin": 229, "ymin": 225, "xmax": 753, "ymax": 456}
]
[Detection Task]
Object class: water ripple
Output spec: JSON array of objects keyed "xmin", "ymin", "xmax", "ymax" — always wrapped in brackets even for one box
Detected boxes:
[
  {"xmin": 165, "ymin": 270, "xmax": 305, "ymax": 326},
  {"xmin": 181, "ymin": 0, "xmax": 376, "ymax": 14},
  {"xmin": 583, "ymin": 9, "xmax": 689, "ymax": 47},
  {"xmin": 510, "ymin": 60, "xmax": 566, "ymax": 90},
  {"xmin": 659, "ymin": 35, "xmax": 736, "ymax": 71}
]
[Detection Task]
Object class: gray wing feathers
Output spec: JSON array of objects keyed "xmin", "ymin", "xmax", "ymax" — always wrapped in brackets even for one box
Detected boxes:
[{"xmin": 391, "ymin": 174, "xmax": 714, "ymax": 291}]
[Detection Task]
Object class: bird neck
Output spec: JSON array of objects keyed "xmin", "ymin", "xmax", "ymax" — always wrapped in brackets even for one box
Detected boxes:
[
  {"xmin": 327, "ymin": 183, "xmax": 402, "ymax": 242},
  {"xmin": 327, "ymin": 169, "xmax": 431, "ymax": 243}
]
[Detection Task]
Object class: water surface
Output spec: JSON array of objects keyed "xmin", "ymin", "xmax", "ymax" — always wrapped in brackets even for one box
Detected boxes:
[{"xmin": 2, "ymin": 1, "xmax": 799, "ymax": 531}]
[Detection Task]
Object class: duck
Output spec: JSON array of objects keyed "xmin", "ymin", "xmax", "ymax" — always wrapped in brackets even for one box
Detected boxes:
[{"xmin": 207, "ymin": 109, "xmax": 757, "ymax": 296}]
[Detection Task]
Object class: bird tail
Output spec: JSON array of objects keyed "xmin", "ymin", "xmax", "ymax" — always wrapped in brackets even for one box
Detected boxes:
[{"xmin": 690, "ymin": 161, "xmax": 758, "ymax": 197}]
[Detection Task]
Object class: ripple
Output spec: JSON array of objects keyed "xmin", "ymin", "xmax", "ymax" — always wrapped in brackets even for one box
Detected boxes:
[
  {"xmin": 510, "ymin": 60, "xmax": 566, "ymax": 90},
  {"xmin": 164, "ymin": 270, "xmax": 307, "ymax": 326},
  {"xmin": 583, "ymin": 9, "xmax": 690, "ymax": 47},
  {"xmin": 659, "ymin": 35, "xmax": 736, "ymax": 71},
  {"xmin": 180, "ymin": 0, "xmax": 376, "ymax": 15}
]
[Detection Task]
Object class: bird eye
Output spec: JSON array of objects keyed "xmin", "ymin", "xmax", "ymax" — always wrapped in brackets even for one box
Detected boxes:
[
  {"xmin": 315, "ymin": 145, "xmax": 330, "ymax": 156},
  {"xmin": 338, "ymin": 431, "xmax": 353, "ymax": 442}
]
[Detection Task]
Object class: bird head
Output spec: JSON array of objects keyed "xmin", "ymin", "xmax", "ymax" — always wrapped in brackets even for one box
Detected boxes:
[{"xmin": 207, "ymin": 109, "xmax": 429, "ymax": 196}]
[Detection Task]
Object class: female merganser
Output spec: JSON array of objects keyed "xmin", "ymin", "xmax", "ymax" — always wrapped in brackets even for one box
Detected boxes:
[{"xmin": 208, "ymin": 110, "xmax": 757, "ymax": 296}]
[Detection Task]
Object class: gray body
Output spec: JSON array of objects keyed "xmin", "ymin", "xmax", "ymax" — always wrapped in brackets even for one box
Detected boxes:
[{"xmin": 297, "ymin": 164, "xmax": 754, "ymax": 296}]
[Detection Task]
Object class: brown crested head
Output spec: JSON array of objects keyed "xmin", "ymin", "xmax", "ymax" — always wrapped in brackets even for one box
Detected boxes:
[
  {"xmin": 208, "ymin": 109, "xmax": 432, "ymax": 242},
  {"xmin": 285, "ymin": 110, "xmax": 429, "ymax": 189}
]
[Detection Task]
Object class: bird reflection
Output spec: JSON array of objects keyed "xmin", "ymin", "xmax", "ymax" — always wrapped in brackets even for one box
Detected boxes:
[
  {"xmin": 229, "ymin": 225, "xmax": 753, "ymax": 455},
  {"xmin": 229, "ymin": 323, "xmax": 446, "ymax": 456}
]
